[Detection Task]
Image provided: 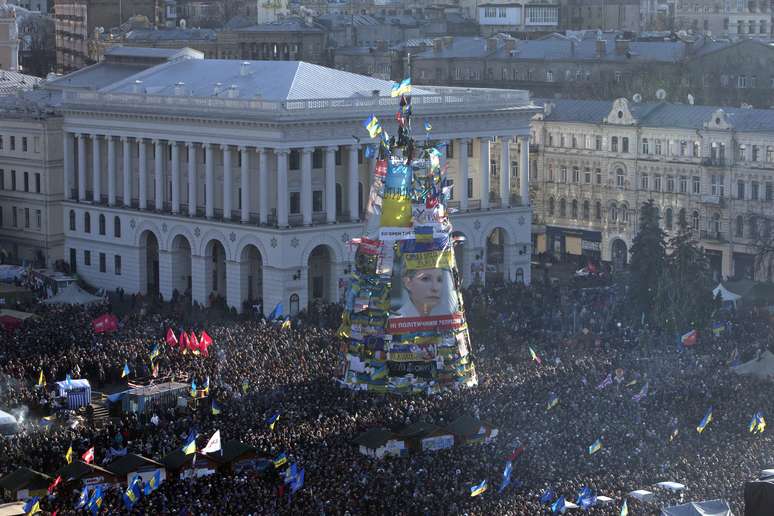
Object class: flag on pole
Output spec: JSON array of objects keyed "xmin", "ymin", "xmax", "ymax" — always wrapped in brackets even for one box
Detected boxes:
[
  {"xmin": 87, "ymin": 486, "xmax": 103, "ymax": 515},
  {"xmin": 211, "ymin": 399, "xmax": 221, "ymax": 415},
  {"xmin": 423, "ymin": 119, "xmax": 432, "ymax": 132},
  {"xmin": 190, "ymin": 379, "xmax": 197, "ymax": 397},
  {"xmin": 149, "ymin": 343, "xmax": 160, "ymax": 362},
  {"xmin": 597, "ymin": 373, "xmax": 613, "ymax": 390},
  {"xmin": 529, "ymin": 346, "xmax": 542, "ymax": 365},
  {"xmin": 620, "ymin": 500, "xmax": 629, "ymax": 516},
  {"xmin": 75, "ymin": 486, "xmax": 88, "ymax": 509},
  {"xmin": 498, "ymin": 462, "xmax": 512, "ymax": 494},
  {"xmin": 22, "ymin": 497, "xmax": 40, "ymax": 515},
  {"xmin": 203, "ymin": 376, "xmax": 210, "ymax": 395},
  {"xmin": 65, "ymin": 445, "xmax": 73, "ymax": 464},
  {"xmin": 266, "ymin": 412, "xmax": 281, "ymax": 431},
  {"xmin": 281, "ymin": 319, "xmax": 292, "ymax": 330},
  {"xmin": 165, "ymin": 328, "xmax": 178, "ymax": 346},
  {"xmin": 390, "ymin": 78, "xmax": 412, "ymax": 97},
  {"xmin": 588, "ymin": 438, "xmax": 603, "ymax": 455},
  {"xmin": 681, "ymin": 329, "xmax": 698, "ymax": 347},
  {"xmin": 81, "ymin": 447, "xmax": 95, "ymax": 464},
  {"xmin": 697, "ymin": 407, "xmax": 713, "ymax": 433},
  {"xmin": 121, "ymin": 363, "xmax": 130, "ymax": 378},
  {"xmin": 122, "ymin": 475, "xmax": 142, "ymax": 510},
  {"xmin": 202, "ymin": 430, "xmax": 222, "ymax": 454},
  {"xmin": 37, "ymin": 370, "xmax": 45, "ymax": 387},
  {"xmin": 546, "ymin": 393, "xmax": 559, "ymax": 411},
  {"xmin": 149, "ymin": 469, "xmax": 162, "ymax": 492},
  {"xmin": 540, "ymin": 489, "xmax": 556, "ymax": 505},
  {"xmin": 632, "ymin": 382, "xmax": 649, "ymax": 402},
  {"xmin": 749, "ymin": 411, "xmax": 766, "ymax": 434},
  {"xmin": 268, "ymin": 303, "xmax": 283, "ymax": 321},
  {"xmin": 199, "ymin": 331, "xmax": 213, "ymax": 354},
  {"xmin": 181, "ymin": 430, "xmax": 197, "ymax": 455},
  {"xmin": 551, "ymin": 495, "xmax": 566, "ymax": 514},
  {"xmin": 180, "ymin": 331, "xmax": 190, "ymax": 352},
  {"xmin": 47, "ymin": 475, "xmax": 61, "ymax": 494},
  {"xmin": 362, "ymin": 114, "xmax": 382, "ymax": 138},
  {"xmin": 470, "ymin": 479, "xmax": 488, "ymax": 497}
]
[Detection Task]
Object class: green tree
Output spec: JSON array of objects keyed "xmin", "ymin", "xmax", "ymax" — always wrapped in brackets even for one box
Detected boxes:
[
  {"xmin": 628, "ymin": 200, "xmax": 667, "ymax": 323},
  {"xmin": 655, "ymin": 211, "xmax": 715, "ymax": 334}
]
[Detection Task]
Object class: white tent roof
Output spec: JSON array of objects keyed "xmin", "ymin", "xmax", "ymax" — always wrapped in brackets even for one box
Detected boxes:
[
  {"xmin": 713, "ymin": 283, "xmax": 741, "ymax": 303},
  {"xmin": 731, "ymin": 350, "xmax": 774, "ymax": 379},
  {"xmin": 660, "ymin": 499, "xmax": 733, "ymax": 516},
  {"xmin": 42, "ymin": 284, "xmax": 103, "ymax": 305},
  {"xmin": 656, "ymin": 481, "xmax": 687, "ymax": 491},
  {"xmin": 56, "ymin": 379, "xmax": 90, "ymax": 391},
  {"xmin": 0, "ymin": 409, "xmax": 16, "ymax": 425},
  {"xmin": 628, "ymin": 489, "xmax": 655, "ymax": 502}
]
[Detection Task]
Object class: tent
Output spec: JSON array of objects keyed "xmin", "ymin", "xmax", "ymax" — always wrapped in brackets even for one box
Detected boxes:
[
  {"xmin": 713, "ymin": 283, "xmax": 742, "ymax": 308},
  {"xmin": 0, "ymin": 310, "xmax": 37, "ymax": 332},
  {"xmin": 655, "ymin": 481, "xmax": 687, "ymax": 492},
  {"xmin": 628, "ymin": 490, "xmax": 655, "ymax": 502},
  {"xmin": 0, "ymin": 468, "xmax": 51, "ymax": 501},
  {"xmin": 731, "ymin": 351, "xmax": 774, "ymax": 380},
  {"xmin": 0, "ymin": 410, "xmax": 16, "ymax": 434},
  {"xmin": 353, "ymin": 428, "xmax": 407, "ymax": 459},
  {"xmin": 42, "ymin": 284, "xmax": 103, "ymax": 306},
  {"xmin": 745, "ymin": 477, "xmax": 774, "ymax": 515},
  {"xmin": 56, "ymin": 379, "xmax": 92, "ymax": 409},
  {"xmin": 660, "ymin": 499, "xmax": 733, "ymax": 516}
]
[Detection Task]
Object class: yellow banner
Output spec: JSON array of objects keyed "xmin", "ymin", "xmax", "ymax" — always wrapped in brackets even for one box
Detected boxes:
[{"xmin": 403, "ymin": 249, "xmax": 455, "ymax": 270}]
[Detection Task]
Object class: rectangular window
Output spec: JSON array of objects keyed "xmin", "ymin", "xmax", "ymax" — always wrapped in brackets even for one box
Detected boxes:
[
  {"xmin": 446, "ymin": 141, "xmax": 454, "ymax": 159},
  {"xmin": 739, "ymin": 145, "xmax": 747, "ymax": 161},
  {"xmin": 752, "ymin": 145, "xmax": 760, "ymax": 162},
  {"xmin": 572, "ymin": 167, "xmax": 579, "ymax": 183},
  {"xmin": 467, "ymin": 177, "xmax": 473, "ymax": 198},
  {"xmin": 641, "ymin": 173, "xmax": 649, "ymax": 190},
  {"xmin": 571, "ymin": 135, "xmax": 577, "ymax": 148},
  {"xmin": 357, "ymin": 148, "xmax": 363, "ymax": 164},
  {"xmin": 11, "ymin": 170, "xmax": 16, "ymax": 190},
  {"xmin": 35, "ymin": 209, "xmax": 41, "ymax": 229},
  {"xmin": 766, "ymin": 182, "xmax": 773, "ymax": 201},
  {"xmin": 611, "ymin": 136, "xmax": 618, "ymax": 152},
  {"xmin": 738, "ymin": 180, "xmax": 746, "ymax": 199},
  {"xmin": 0, "ymin": 136, "xmax": 3, "ymax": 150},
  {"xmin": 115, "ymin": 255, "xmax": 122, "ymax": 275},
  {"xmin": 752, "ymin": 181, "xmax": 760, "ymax": 200},
  {"xmin": 0, "ymin": 170, "xmax": 4, "ymax": 190},
  {"xmin": 313, "ymin": 190, "xmax": 323, "ymax": 212},
  {"xmin": 490, "ymin": 159, "xmax": 498, "ymax": 177},
  {"xmin": 654, "ymin": 175, "xmax": 662, "ymax": 191},
  {"xmin": 655, "ymin": 139, "xmax": 662, "ymax": 155},
  {"xmin": 693, "ymin": 176, "xmax": 701, "ymax": 194},
  {"xmin": 84, "ymin": 250, "xmax": 91, "ymax": 266},
  {"xmin": 595, "ymin": 168, "xmax": 602, "ymax": 184},
  {"xmin": 595, "ymin": 136, "xmax": 602, "ymax": 151},
  {"xmin": 467, "ymin": 141, "xmax": 474, "ymax": 157},
  {"xmin": 70, "ymin": 249, "xmax": 76, "ymax": 273},
  {"xmin": 667, "ymin": 176, "xmax": 675, "ymax": 192},
  {"xmin": 10, "ymin": 136, "xmax": 15, "ymax": 151},
  {"xmin": 22, "ymin": 137, "xmax": 27, "ymax": 152},
  {"xmin": 24, "ymin": 208, "xmax": 29, "ymax": 228},
  {"xmin": 12, "ymin": 206, "xmax": 17, "ymax": 227},
  {"xmin": 99, "ymin": 253, "xmax": 106, "ymax": 273},
  {"xmin": 289, "ymin": 192, "xmax": 300, "ymax": 214},
  {"xmin": 680, "ymin": 141, "xmax": 687, "ymax": 156},
  {"xmin": 584, "ymin": 168, "xmax": 591, "ymax": 184},
  {"xmin": 642, "ymin": 138, "xmax": 649, "ymax": 154},
  {"xmin": 694, "ymin": 141, "xmax": 701, "ymax": 157},
  {"xmin": 289, "ymin": 150, "xmax": 300, "ymax": 170},
  {"xmin": 711, "ymin": 175, "xmax": 724, "ymax": 197},
  {"xmin": 23, "ymin": 172, "xmax": 28, "ymax": 192},
  {"xmin": 560, "ymin": 166, "xmax": 567, "ymax": 183},
  {"xmin": 679, "ymin": 176, "xmax": 687, "ymax": 194},
  {"xmin": 34, "ymin": 173, "xmax": 40, "ymax": 193},
  {"xmin": 622, "ymin": 137, "xmax": 629, "ymax": 153}
]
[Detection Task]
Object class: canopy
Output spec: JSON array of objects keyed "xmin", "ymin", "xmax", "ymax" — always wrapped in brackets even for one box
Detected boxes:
[
  {"xmin": 660, "ymin": 499, "xmax": 733, "ymax": 516},
  {"xmin": 0, "ymin": 265, "xmax": 25, "ymax": 283},
  {"xmin": 628, "ymin": 489, "xmax": 655, "ymax": 502},
  {"xmin": 42, "ymin": 284, "xmax": 103, "ymax": 306},
  {"xmin": 731, "ymin": 350, "xmax": 774, "ymax": 380},
  {"xmin": 656, "ymin": 481, "xmax": 687, "ymax": 491},
  {"xmin": 0, "ymin": 409, "xmax": 16, "ymax": 426},
  {"xmin": 713, "ymin": 283, "xmax": 742, "ymax": 306}
]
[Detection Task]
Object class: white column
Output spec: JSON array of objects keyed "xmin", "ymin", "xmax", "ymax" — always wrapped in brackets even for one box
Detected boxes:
[
  {"xmin": 171, "ymin": 141, "xmax": 180, "ymax": 214},
  {"xmin": 63, "ymin": 132, "xmax": 73, "ymax": 200},
  {"xmin": 240, "ymin": 146, "xmax": 250, "ymax": 223},
  {"xmin": 205, "ymin": 143, "xmax": 214, "ymax": 218},
  {"xmin": 107, "ymin": 136, "xmax": 116, "ymax": 206},
  {"xmin": 276, "ymin": 148, "xmax": 289, "ymax": 227},
  {"xmin": 191, "ymin": 255, "xmax": 208, "ymax": 306},
  {"xmin": 154, "ymin": 140, "xmax": 164, "ymax": 211},
  {"xmin": 520, "ymin": 135, "xmax": 530, "ymax": 206},
  {"xmin": 480, "ymin": 137, "xmax": 490, "ymax": 210},
  {"xmin": 138, "ymin": 139, "xmax": 147, "ymax": 210},
  {"xmin": 258, "ymin": 148, "xmax": 268, "ymax": 225},
  {"xmin": 92, "ymin": 134, "xmax": 101, "ymax": 203},
  {"xmin": 222, "ymin": 144, "xmax": 233, "ymax": 220},
  {"xmin": 77, "ymin": 134, "xmax": 86, "ymax": 201},
  {"xmin": 459, "ymin": 138, "xmax": 469, "ymax": 211},
  {"xmin": 122, "ymin": 137, "xmax": 131, "ymax": 207},
  {"xmin": 325, "ymin": 145, "xmax": 337, "ymax": 224},
  {"xmin": 500, "ymin": 136, "xmax": 511, "ymax": 208},
  {"xmin": 348, "ymin": 144, "xmax": 359, "ymax": 221},
  {"xmin": 158, "ymin": 250, "xmax": 174, "ymax": 301},
  {"xmin": 226, "ymin": 260, "xmax": 242, "ymax": 312},
  {"xmin": 187, "ymin": 142, "xmax": 197, "ymax": 217},
  {"xmin": 301, "ymin": 147, "xmax": 313, "ymax": 225}
]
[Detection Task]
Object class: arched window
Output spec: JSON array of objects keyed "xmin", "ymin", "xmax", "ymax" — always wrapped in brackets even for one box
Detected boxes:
[
  {"xmin": 84, "ymin": 212, "xmax": 91, "ymax": 233},
  {"xmin": 616, "ymin": 168, "xmax": 625, "ymax": 187},
  {"xmin": 609, "ymin": 203, "xmax": 618, "ymax": 223},
  {"xmin": 666, "ymin": 208, "xmax": 673, "ymax": 230},
  {"xmin": 98, "ymin": 214, "xmax": 106, "ymax": 235},
  {"xmin": 595, "ymin": 201, "xmax": 602, "ymax": 221},
  {"xmin": 679, "ymin": 208, "xmax": 687, "ymax": 227},
  {"xmin": 621, "ymin": 204, "xmax": 629, "ymax": 223},
  {"xmin": 736, "ymin": 215, "xmax": 744, "ymax": 238},
  {"xmin": 548, "ymin": 197, "xmax": 555, "ymax": 216},
  {"xmin": 559, "ymin": 198, "xmax": 567, "ymax": 217},
  {"xmin": 114, "ymin": 216, "xmax": 121, "ymax": 238},
  {"xmin": 515, "ymin": 267, "xmax": 524, "ymax": 284},
  {"xmin": 692, "ymin": 211, "xmax": 700, "ymax": 231},
  {"xmin": 571, "ymin": 199, "xmax": 578, "ymax": 218},
  {"xmin": 289, "ymin": 293, "xmax": 300, "ymax": 315},
  {"xmin": 582, "ymin": 200, "xmax": 590, "ymax": 220},
  {"xmin": 69, "ymin": 210, "xmax": 76, "ymax": 231}
]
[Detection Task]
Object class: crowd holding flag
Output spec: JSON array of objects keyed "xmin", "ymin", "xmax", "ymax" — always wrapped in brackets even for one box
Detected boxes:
[
  {"xmin": 122, "ymin": 475, "xmax": 142, "ymax": 509},
  {"xmin": 202, "ymin": 430, "xmax": 222, "ymax": 455},
  {"xmin": 540, "ymin": 489, "xmax": 556, "ymax": 505},
  {"xmin": 267, "ymin": 303, "xmax": 283, "ymax": 321},
  {"xmin": 749, "ymin": 411, "xmax": 766, "ymax": 434},
  {"xmin": 47, "ymin": 475, "xmax": 61, "ymax": 494},
  {"xmin": 576, "ymin": 486, "xmax": 597, "ymax": 510},
  {"xmin": 529, "ymin": 346, "xmax": 542, "ymax": 365},
  {"xmin": 75, "ymin": 486, "xmax": 89, "ymax": 510},
  {"xmin": 65, "ymin": 445, "xmax": 73, "ymax": 464},
  {"xmin": 597, "ymin": 373, "xmax": 613, "ymax": 390},
  {"xmin": 551, "ymin": 495, "xmax": 566, "ymax": 514},
  {"xmin": 87, "ymin": 485, "xmax": 103, "ymax": 515},
  {"xmin": 81, "ymin": 446, "xmax": 95, "ymax": 464},
  {"xmin": 180, "ymin": 331, "xmax": 190, "ymax": 352},
  {"xmin": 266, "ymin": 412, "xmax": 281, "ymax": 431},
  {"xmin": 681, "ymin": 329, "xmax": 698, "ymax": 347},
  {"xmin": 211, "ymin": 399, "xmax": 222, "ymax": 416},
  {"xmin": 620, "ymin": 499, "xmax": 629, "ymax": 516},
  {"xmin": 165, "ymin": 328, "xmax": 178, "ymax": 346},
  {"xmin": 362, "ymin": 115, "xmax": 382, "ymax": 139},
  {"xmin": 23, "ymin": 496, "xmax": 40, "ymax": 515},
  {"xmin": 145, "ymin": 469, "xmax": 162, "ymax": 496},
  {"xmin": 697, "ymin": 407, "xmax": 713, "ymax": 434},
  {"xmin": 281, "ymin": 318, "xmax": 292, "ymax": 330},
  {"xmin": 149, "ymin": 343, "xmax": 160, "ymax": 362},
  {"xmin": 121, "ymin": 362, "xmax": 130, "ymax": 378},
  {"xmin": 498, "ymin": 462, "xmax": 513, "ymax": 494},
  {"xmin": 470, "ymin": 479, "xmax": 488, "ymax": 497},
  {"xmin": 588, "ymin": 438, "xmax": 603, "ymax": 455},
  {"xmin": 181, "ymin": 430, "xmax": 197, "ymax": 455},
  {"xmin": 273, "ymin": 452, "xmax": 288, "ymax": 468}
]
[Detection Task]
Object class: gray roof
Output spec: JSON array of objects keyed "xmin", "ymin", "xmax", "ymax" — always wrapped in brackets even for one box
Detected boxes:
[
  {"xmin": 0, "ymin": 89, "xmax": 62, "ymax": 118},
  {"xmin": 0, "ymin": 70, "xmax": 41, "ymax": 96},
  {"xmin": 234, "ymin": 17, "xmax": 324, "ymax": 33},
  {"xmin": 46, "ymin": 63, "xmax": 150, "ymax": 90},
  {"xmin": 101, "ymin": 59, "xmax": 433, "ymax": 101},
  {"xmin": 104, "ymin": 47, "xmax": 200, "ymax": 59},
  {"xmin": 126, "ymin": 28, "xmax": 217, "ymax": 42},
  {"xmin": 539, "ymin": 98, "xmax": 774, "ymax": 132}
]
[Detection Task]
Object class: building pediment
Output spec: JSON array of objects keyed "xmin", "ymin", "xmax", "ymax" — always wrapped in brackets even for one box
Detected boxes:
[
  {"xmin": 703, "ymin": 109, "xmax": 733, "ymax": 130},
  {"xmin": 603, "ymin": 98, "xmax": 637, "ymax": 126}
]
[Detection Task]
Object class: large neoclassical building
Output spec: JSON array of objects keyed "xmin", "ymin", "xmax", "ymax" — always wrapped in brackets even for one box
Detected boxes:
[{"xmin": 47, "ymin": 48, "xmax": 538, "ymax": 313}]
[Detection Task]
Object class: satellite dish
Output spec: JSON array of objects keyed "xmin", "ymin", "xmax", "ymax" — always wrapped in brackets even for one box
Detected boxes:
[
  {"xmin": 656, "ymin": 89, "xmax": 667, "ymax": 100},
  {"xmin": 632, "ymin": 93, "xmax": 642, "ymax": 103},
  {"xmin": 179, "ymin": 19, "xmax": 187, "ymax": 28},
  {"xmin": 687, "ymin": 94, "xmax": 694, "ymax": 105}
]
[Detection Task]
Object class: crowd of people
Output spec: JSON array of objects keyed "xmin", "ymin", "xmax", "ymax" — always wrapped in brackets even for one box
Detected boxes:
[{"xmin": 0, "ymin": 279, "xmax": 771, "ymax": 515}]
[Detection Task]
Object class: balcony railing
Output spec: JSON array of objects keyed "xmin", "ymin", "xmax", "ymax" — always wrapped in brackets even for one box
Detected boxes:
[
  {"xmin": 702, "ymin": 157, "xmax": 726, "ymax": 167},
  {"xmin": 700, "ymin": 230, "xmax": 725, "ymax": 242}
]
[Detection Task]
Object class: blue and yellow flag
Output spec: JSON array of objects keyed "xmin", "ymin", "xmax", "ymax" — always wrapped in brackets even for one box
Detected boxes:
[
  {"xmin": 273, "ymin": 452, "xmax": 288, "ymax": 468},
  {"xmin": 266, "ymin": 412, "xmax": 281, "ymax": 431},
  {"xmin": 414, "ymin": 226, "xmax": 434, "ymax": 244},
  {"xmin": 149, "ymin": 469, "xmax": 162, "ymax": 492},
  {"xmin": 588, "ymin": 438, "xmax": 603, "ymax": 455},
  {"xmin": 149, "ymin": 343, "xmax": 160, "ymax": 362},
  {"xmin": 749, "ymin": 411, "xmax": 766, "ymax": 434},
  {"xmin": 211, "ymin": 399, "xmax": 222, "ymax": 416},
  {"xmin": 362, "ymin": 114, "xmax": 382, "ymax": 138},
  {"xmin": 391, "ymin": 77, "xmax": 411, "ymax": 97},
  {"xmin": 697, "ymin": 407, "xmax": 713, "ymax": 434},
  {"xmin": 540, "ymin": 489, "xmax": 556, "ymax": 504},
  {"xmin": 203, "ymin": 376, "xmax": 210, "ymax": 395},
  {"xmin": 122, "ymin": 475, "xmax": 142, "ymax": 509},
  {"xmin": 551, "ymin": 495, "xmax": 566, "ymax": 514},
  {"xmin": 546, "ymin": 393, "xmax": 559, "ymax": 411},
  {"xmin": 190, "ymin": 379, "xmax": 197, "ymax": 398},
  {"xmin": 87, "ymin": 486, "xmax": 103, "ymax": 515},
  {"xmin": 423, "ymin": 119, "xmax": 432, "ymax": 132},
  {"xmin": 281, "ymin": 319, "xmax": 292, "ymax": 330},
  {"xmin": 620, "ymin": 499, "xmax": 629, "ymax": 516},
  {"xmin": 182, "ymin": 430, "xmax": 197, "ymax": 455},
  {"xmin": 22, "ymin": 496, "xmax": 40, "ymax": 515},
  {"xmin": 75, "ymin": 486, "xmax": 89, "ymax": 509},
  {"xmin": 122, "ymin": 363, "xmax": 130, "ymax": 378},
  {"xmin": 470, "ymin": 479, "xmax": 488, "ymax": 497}
]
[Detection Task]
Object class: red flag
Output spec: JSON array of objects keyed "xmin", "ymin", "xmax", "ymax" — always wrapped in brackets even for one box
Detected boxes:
[
  {"xmin": 189, "ymin": 331, "xmax": 200, "ymax": 354},
  {"xmin": 82, "ymin": 447, "xmax": 94, "ymax": 464},
  {"xmin": 180, "ymin": 331, "xmax": 190, "ymax": 352},
  {"xmin": 681, "ymin": 329, "xmax": 698, "ymax": 347},
  {"xmin": 48, "ymin": 475, "xmax": 61, "ymax": 494},
  {"xmin": 199, "ymin": 331, "xmax": 213, "ymax": 356},
  {"xmin": 165, "ymin": 328, "xmax": 178, "ymax": 346}
]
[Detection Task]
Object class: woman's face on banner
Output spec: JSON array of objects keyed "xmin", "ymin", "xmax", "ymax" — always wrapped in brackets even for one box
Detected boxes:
[{"xmin": 403, "ymin": 268, "xmax": 444, "ymax": 316}]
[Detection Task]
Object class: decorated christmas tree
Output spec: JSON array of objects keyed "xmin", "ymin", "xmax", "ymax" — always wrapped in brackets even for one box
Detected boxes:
[{"xmin": 336, "ymin": 78, "xmax": 477, "ymax": 394}]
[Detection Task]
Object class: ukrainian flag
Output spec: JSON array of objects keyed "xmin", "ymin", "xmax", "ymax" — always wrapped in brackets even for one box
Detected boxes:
[
  {"xmin": 588, "ymin": 438, "xmax": 603, "ymax": 455},
  {"xmin": 414, "ymin": 226, "xmax": 433, "ymax": 244},
  {"xmin": 37, "ymin": 370, "xmax": 45, "ymax": 386},
  {"xmin": 22, "ymin": 496, "xmax": 40, "ymax": 515},
  {"xmin": 697, "ymin": 407, "xmax": 713, "ymax": 433},
  {"xmin": 266, "ymin": 412, "xmax": 281, "ymax": 431},
  {"xmin": 122, "ymin": 476, "xmax": 141, "ymax": 509},
  {"xmin": 65, "ymin": 445, "xmax": 73, "ymax": 464},
  {"xmin": 281, "ymin": 319, "xmax": 292, "ymax": 329},
  {"xmin": 150, "ymin": 469, "xmax": 162, "ymax": 491},
  {"xmin": 546, "ymin": 394, "xmax": 559, "ymax": 411},
  {"xmin": 371, "ymin": 363, "xmax": 387, "ymax": 381},
  {"xmin": 122, "ymin": 363, "xmax": 130, "ymax": 378},
  {"xmin": 273, "ymin": 452, "xmax": 288, "ymax": 468},
  {"xmin": 190, "ymin": 379, "xmax": 197, "ymax": 398},
  {"xmin": 181, "ymin": 430, "xmax": 197, "ymax": 455},
  {"xmin": 211, "ymin": 399, "xmax": 222, "ymax": 416},
  {"xmin": 150, "ymin": 343, "xmax": 160, "ymax": 362},
  {"xmin": 423, "ymin": 119, "xmax": 432, "ymax": 132},
  {"xmin": 391, "ymin": 77, "xmax": 412, "ymax": 97},
  {"xmin": 362, "ymin": 114, "xmax": 382, "ymax": 138},
  {"xmin": 203, "ymin": 376, "xmax": 210, "ymax": 395},
  {"xmin": 750, "ymin": 411, "xmax": 766, "ymax": 434},
  {"xmin": 470, "ymin": 479, "xmax": 488, "ymax": 497}
]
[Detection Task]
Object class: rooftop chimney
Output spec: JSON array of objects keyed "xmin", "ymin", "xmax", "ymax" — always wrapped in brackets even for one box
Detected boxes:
[
  {"xmin": 213, "ymin": 82, "xmax": 223, "ymax": 95},
  {"xmin": 240, "ymin": 61, "xmax": 251, "ymax": 76},
  {"xmin": 595, "ymin": 39, "xmax": 607, "ymax": 57},
  {"xmin": 132, "ymin": 80, "xmax": 143, "ymax": 94},
  {"xmin": 227, "ymin": 85, "xmax": 239, "ymax": 98},
  {"xmin": 174, "ymin": 81, "xmax": 186, "ymax": 96}
]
